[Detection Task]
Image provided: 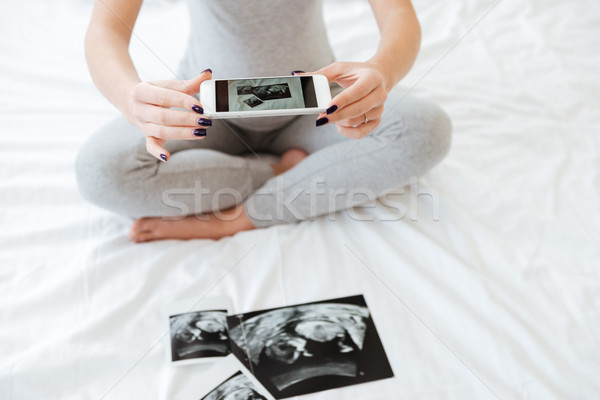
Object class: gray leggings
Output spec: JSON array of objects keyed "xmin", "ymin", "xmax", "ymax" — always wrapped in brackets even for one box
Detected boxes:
[{"xmin": 75, "ymin": 89, "xmax": 452, "ymax": 228}]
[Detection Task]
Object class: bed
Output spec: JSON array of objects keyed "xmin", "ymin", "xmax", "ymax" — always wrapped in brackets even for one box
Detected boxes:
[{"xmin": 1, "ymin": 0, "xmax": 599, "ymax": 399}]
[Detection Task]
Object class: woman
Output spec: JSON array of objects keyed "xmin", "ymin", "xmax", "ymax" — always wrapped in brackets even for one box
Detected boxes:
[{"xmin": 76, "ymin": 0, "xmax": 451, "ymax": 242}]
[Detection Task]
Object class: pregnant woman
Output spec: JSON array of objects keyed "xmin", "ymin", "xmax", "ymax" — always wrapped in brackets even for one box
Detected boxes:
[{"xmin": 76, "ymin": 0, "xmax": 451, "ymax": 242}]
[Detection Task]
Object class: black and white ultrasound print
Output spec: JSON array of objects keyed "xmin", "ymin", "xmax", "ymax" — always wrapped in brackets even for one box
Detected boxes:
[
  {"xmin": 227, "ymin": 295, "xmax": 394, "ymax": 399},
  {"xmin": 250, "ymin": 83, "xmax": 291, "ymax": 101},
  {"xmin": 243, "ymin": 96, "xmax": 263, "ymax": 108},
  {"xmin": 201, "ymin": 371, "xmax": 268, "ymax": 400},
  {"xmin": 237, "ymin": 85, "xmax": 253, "ymax": 95},
  {"xmin": 170, "ymin": 310, "xmax": 231, "ymax": 362},
  {"xmin": 175, "ymin": 354, "xmax": 275, "ymax": 400}
]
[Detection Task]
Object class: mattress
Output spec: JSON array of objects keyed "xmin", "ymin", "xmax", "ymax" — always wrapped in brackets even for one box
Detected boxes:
[{"xmin": 1, "ymin": 0, "xmax": 599, "ymax": 399}]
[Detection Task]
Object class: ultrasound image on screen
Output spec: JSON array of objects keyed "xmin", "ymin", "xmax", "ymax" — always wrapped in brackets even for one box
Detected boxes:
[
  {"xmin": 251, "ymin": 84, "xmax": 292, "ymax": 100},
  {"xmin": 243, "ymin": 96, "xmax": 263, "ymax": 108},
  {"xmin": 227, "ymin": 77, "xmax": 305, "ymax": 112},
  {"xmin": 237, "ymin": 85, "xmax": 253, "ymax": 95}
]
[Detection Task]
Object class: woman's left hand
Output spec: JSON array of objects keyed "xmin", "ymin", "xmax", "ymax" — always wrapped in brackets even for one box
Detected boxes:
[{"xmin": 298, "ymin": 61, "xmax": 390, "ymax": 139}]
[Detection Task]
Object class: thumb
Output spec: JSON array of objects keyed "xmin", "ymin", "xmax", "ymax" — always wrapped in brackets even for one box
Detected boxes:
[
  {"xmin": 151, "ymin": 68, "xmax": 212, "ymax": 94},
  {"xmin": 305, "ymin": 62, "xmax": 344, "ymax": 84},
  {"xmin": 182, "ymin": 68, "xmax": 213, "ymax": 95}
]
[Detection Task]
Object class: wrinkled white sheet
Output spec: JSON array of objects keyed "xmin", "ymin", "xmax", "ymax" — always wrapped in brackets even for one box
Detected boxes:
[{"xmin": 1, "ymin": 0, "xmax": 599, "ymax": 399}]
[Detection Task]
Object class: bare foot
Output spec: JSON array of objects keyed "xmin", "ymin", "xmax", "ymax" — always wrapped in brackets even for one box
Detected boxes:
[
  {"xmin": 129, "ymin": 148, "xmax": 308, "ymax": 243},
  {"xmin": 129, "ymin": 204, "xmax": 254, "ymax": 243},
  {"xmin": 270, "ymin": 148, "xmax": 309, "ymax": 175}
]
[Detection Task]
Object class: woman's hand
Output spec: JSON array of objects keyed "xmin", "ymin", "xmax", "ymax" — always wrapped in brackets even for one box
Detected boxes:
[
  {"xmin": 297, "ymin": 61, "xmax": 391, "ymax": 139},
  {"xmin": 125, "ymin": 69, "xmax": 213, "ymax": 161}
]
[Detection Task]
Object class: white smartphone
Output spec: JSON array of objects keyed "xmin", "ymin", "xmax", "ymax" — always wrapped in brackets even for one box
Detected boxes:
[{"xmin": 199, "ymin": 74, "xmax": 331, "ymax": 119}]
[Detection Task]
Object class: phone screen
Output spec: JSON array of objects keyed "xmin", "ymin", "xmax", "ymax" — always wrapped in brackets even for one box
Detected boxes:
[{"xmin": 215, "ymin": 76, "xmax": 318, "ymax": 112}]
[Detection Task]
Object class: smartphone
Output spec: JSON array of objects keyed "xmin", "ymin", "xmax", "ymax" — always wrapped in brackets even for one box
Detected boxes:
[{"xmin": 199, "ymin": 74, "xmax": 331, "ymax": 119}]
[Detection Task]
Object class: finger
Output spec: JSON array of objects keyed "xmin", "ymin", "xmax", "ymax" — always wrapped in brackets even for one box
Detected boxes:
[
  {"xmin": 327, "ymin": 74, "xmax": 378, "ymax": 113},
  {"xmin": 134, "ymin": 104, "xmax": 211, "ymax": 127},
  {"xmin": 321, "ymin": 88, "xmax": 386, "ymax": 124},
  {"xmin": 309, "ymin": 62, "xmax": 347, "ymax": 83},
  {"xmin": 141, "ymin": 123, "xmax": 208, "ymax": 141},
  {"xmin": 152, "ymin": 69, "xmax": 213, "ymax": 95},
  {"xmin": 133, "ymin": 84, "xmax": 204, "ymax": 111},
  {"xmin": 145, "ymin": 136, "xmax": 170, "ymax": 162},
  {"xmin": 335, "ymin": 118, "xmax": 381, "ymax": 140},
  {"xmin": 336, "ymin": 105, "xmax": 384, "ymax": 128}
]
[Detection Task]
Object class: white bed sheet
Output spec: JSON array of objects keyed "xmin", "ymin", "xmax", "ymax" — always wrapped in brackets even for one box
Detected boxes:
[{"xmin": 1, "ymin": 0, "xmax": 599, "ymax": 399}]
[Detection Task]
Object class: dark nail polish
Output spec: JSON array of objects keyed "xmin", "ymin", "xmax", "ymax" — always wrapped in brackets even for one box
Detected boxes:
[
  {"xmin": 291, "ymin": 70, "xmax": 305, "ymax": 75},
  {"xmin": 326, "ymin": 105, "xmax": 338, "ymax": 115},
  {"xmin": 316, "ymin": 117, "xmax": 329, "ymax": 127},
  {"xmin": 201, "ymin": 68, "xmax": 212, "ymax": 74},
  {"xmin": 193, "ymin": 128, "xmax": 207, "ymax": 137},
  {"xmin": 191, "ymin": 104, "xmax": 204, "ymax": 114},
  {"xmin": 198, "ymin": 118, "xmax": 212, "ymax": 126},
  {"xmin": 160, "ymin": 154, "xmax": 167, "ymax": 162}
]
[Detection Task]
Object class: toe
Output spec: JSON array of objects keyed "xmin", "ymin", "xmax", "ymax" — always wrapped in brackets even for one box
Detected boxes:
[
  {"xmin": 278, "ymin": 148, "xmax": 309, "ymax": 171},
  {"xmin": 287, "ymin": 148, "xmax": 309, "ymax": 158},
  {"xmin": 131, "ymin": 217, "xmax": 150, "ymax": 233},
  {"xmin": 129, "ymin": 217, "xmax": 158, "ymax": 242},
  {"xmin": 132, "ymin": 230, "xmax": 157, "ymax": 243}
]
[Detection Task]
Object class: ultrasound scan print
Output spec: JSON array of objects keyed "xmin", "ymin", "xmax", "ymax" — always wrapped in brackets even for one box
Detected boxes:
[
  {"xmin": 201, "ymin": 372, "xmax": 268, "ymax": 400},
  {"xmin": 228, "ymin": 302, "xmax": 370, "ymax": 393},
  {"xmin": 170, "ymin": 310, "xmax": 231, "ymax": 362},
  {"xmin": 250, "ymin": 84, "xmax": 292, "ymax": 101},
  {"xmin": 243, "ymin": 96, "xmax": 264, "ymax": 108},
  {"xmin": 237, "ymin": 85, "xmax": 253, "ymax": 95}
]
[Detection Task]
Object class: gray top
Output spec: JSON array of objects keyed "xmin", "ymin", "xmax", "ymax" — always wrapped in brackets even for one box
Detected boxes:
[{"xmin": 178, "ymin": 0, "xmax": 336, "ymax": 79}]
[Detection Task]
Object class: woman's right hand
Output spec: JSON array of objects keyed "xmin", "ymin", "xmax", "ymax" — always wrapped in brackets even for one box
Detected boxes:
[{"xmin": 125, "ymin": 69, "xmax": 213, "ymax": 161}]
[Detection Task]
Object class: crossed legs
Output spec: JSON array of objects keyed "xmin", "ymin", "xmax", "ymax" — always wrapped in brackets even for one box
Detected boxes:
[{"xmin": 75, "ymin": 93, "xmax": 451, "ymax": 242}]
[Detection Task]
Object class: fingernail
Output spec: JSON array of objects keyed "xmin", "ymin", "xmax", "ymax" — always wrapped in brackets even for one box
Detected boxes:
[
  {"xmin": 160, "ymin": 154, "xmax": 167, "ymax": 162},
  {"xmin": 316, "ymin": 117, "xmax": 329, "ymax": 127},
  {"xmin": 326, "ymin": 105, "xmax": 337, "ymax": 115},
  {"xmin": 201, "ymin": 68, "xmax": 212, "ymax": 74},
  {"xmin": 291, "ymin": 70, "xmax": 305, "ymax": 75},
  {"xmin": 191, "ymin": 104, "xmax": 204, "ymax": 114},
  {"xmin": 193, "ymin": 128, "xmax": 207, "ymax": 137},
  {"xmin": 198, "ymin": 118, "xmax": 212, "ymax": 126}
]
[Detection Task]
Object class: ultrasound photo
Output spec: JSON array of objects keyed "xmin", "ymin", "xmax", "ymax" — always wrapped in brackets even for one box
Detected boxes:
[
  {"xmin": 169, "ymin": 310, "xmax": 231, "ymax": 362},
  {"xmin": 243, "ymin": 96, "xmax": 263, "ymax": 108},
  {"xmin": 176, "ymin": 354, "xmax": 275, "ymax": 400},
  {"xmin": 237, "ymin": 85, "xmax": 253, "ymax": 95},
  {"xmin": 201, "ymin": 372, "xmax": 267, "ymax": 400},
  {"xmin": 250, "ymin": 84, "xmax": 291, "ymax": 101},
  {"xmin": 227, "ymin": 295, "xmax": 393, "ymax": 398}
]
